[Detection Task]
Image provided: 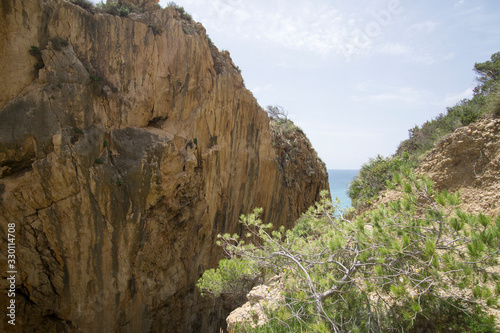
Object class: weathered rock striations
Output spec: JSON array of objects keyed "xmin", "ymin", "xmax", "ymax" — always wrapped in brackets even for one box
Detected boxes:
[{"xmin": 0, "ymin": 1, "xmax": 329, "ymax": 332}]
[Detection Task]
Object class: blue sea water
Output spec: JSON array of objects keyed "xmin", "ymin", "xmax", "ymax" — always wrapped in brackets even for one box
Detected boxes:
[{"xmin": 328, "ymin": 169, "xmax": 359, "ymax": 209}]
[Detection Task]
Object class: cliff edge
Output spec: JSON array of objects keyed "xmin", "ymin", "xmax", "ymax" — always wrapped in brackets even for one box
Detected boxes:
[{"xmin": 0, "ymin": 1, "xmax": 329, "ymax": 332}]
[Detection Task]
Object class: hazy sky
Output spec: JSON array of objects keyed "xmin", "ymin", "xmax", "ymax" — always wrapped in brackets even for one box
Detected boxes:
[{"xmin": 157, "ymin": 0, "xmax": 500, "ymax": 169}]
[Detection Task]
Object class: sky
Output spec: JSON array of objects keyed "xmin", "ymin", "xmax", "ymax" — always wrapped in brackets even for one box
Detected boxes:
[{"xmin": 157, "ymin": 0, "xmax": 500, "ymax": 169}]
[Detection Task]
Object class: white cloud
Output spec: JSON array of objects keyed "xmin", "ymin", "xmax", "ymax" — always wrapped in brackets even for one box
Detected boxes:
[
  {"xmin": 443, "ymin": 52, "xmax": 456, "ymax": 60},
  {"xmin": 309, "ymin": 130, "xmax": 379, "ymax": 138},
  {"xmin": 375, "ymin": 42, "xmax": 457, "ymax": 66},
  {"xmin": 441, "ymin": 87, "xmax": 474, "ymax": 107},
  {"xmin": 375, "ymin": 42, "xmax": 437, "ymax": 65},
  {"xmin": 353, "ymin": 86, "xmax": 429, "ymax": 105},
  {"xmin": 356, "ymin": 85, "xmax": 474, "ymax": 110},
  {"xmin": 164, "ymin": 1, "xmax": 458, "ymax": 66},
  {"xmin": 168, "ymin": 0, "xmax": 430, "ymax": 61},
  {"xmin": 353, "ymin": 80, "xmax": 374, "ymax": 92},
  {"xmin": 407, "ymin": 53, "xmax": 437, "ymax": 65},
  {"xmin": 172, "ymin": 0, "xmax": 351, "ymax": 56},
  {"xmin": 377, "ymin": 42, "xmax": 410, "ymax": 56},
  {"xmin": 252, "ymin": 84, "xmax": 273, "ymax": 94},
  {"xmin": 408, "ymin": 21, "xmax": 438, "ymax": 33}
]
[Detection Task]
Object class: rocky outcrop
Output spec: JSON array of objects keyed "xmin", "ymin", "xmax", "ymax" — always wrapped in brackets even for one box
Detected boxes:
[
  {"xmin": 0, "ymin": 1, "xmax": 328, "ymax": 332},
  {"xmin": 226, "ymin": 276, "xmax": 284, "ymax": 333},
  {"xmin": 377, "ymin": 118, "xmax": 500, "ymax": 216},
  {"xmin": 418, "ymin": 117, "xmax": 500, "ymax": 216}
]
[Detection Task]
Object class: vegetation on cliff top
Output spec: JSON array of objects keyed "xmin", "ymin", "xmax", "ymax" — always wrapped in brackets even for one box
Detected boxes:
[
  {"xmin": 266, "ymin": 105, "xmax": 317, "ymax": 187},
  {"xmin": 348, "ymin": 51, "xmax": 500, "ymax": 209},
  {"xmin": 198, "ymin": 172, "xmax": 500, "ymax": 332},
  {"xmin": 267, "ymin": 105, "xmax": 304, "ymax": 137},
  {"xmin": 69, "ymin": 0, "xmax": 172, "ymax": 16}
]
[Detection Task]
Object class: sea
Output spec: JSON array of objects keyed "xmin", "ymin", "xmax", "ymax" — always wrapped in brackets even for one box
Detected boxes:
[{"xmin": 328, "ymin": 169, "xmax": 359, "ymax": 209}]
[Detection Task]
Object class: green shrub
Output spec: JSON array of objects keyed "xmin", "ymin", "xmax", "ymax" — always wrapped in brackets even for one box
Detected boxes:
[
  {"xmin": 28, "ymin": 46, "xmax": 44, "ymax": 73},
  {"xmin": 148, "ymin": 24, "xmax": 160, "ymax": 35},
  {"xmin": 72, "ymin": 127, "xmax": 84, "ymax": 135},
  {"xmin": 408, "ymin": 296, "xmax": 497, "ymax": 333},
  {"xmin": 485, "ymin": 82, "xmax": 500, "ymax": 118},
  {"xmin": 33, "ymin": 60, "xmax": 45, "ymax": 71},
  {"xmin": 490, "ymin": 97, "xmax": 500, "ymax": 117},
  {"xmin": 181, "ymin": 11, "xmax": 191, "ymax": 20},
  {"xmin": 266, "ymin": 105, "xmax": 288, "ymax": 121},
  {"xmin": 94, "ymin": 158, "xmax": 104, "ymax": 165},
  {"xmin": 89, "ymin": 74, "xmax": 104, "ymax": 93},
  {"xmin": 347, "ymin": 154, "xmax": 410, "ymax": 208},
  {"xmin": 118, "ymin": 5, "xmax": 131, "ymax": 16},
  {"xmin": 89, "ymin": 74, "xmax": 102, "ymax": 82},
  {"xmin": 28, "ymin": 46, "xmax": 41, "ymax": 57},
  {"xmin": 96, "ymin": 0, "xmax": 141, "ymax": 17},
  {"xmin": 50, "ymin": 37, "xmax": 69, "ymax": 51},
  {"xmin": 197, "ymin": 259, "xmax": 260, "ymax": 300},
  {"xmin": 167, "ymin": 1, "xmax": 192, "ymax": 20},
  {"xmin": 182, "ymin": 25, "xmax": 196, "ymax": 35},
  {"xmin": 474, "ymin": 52, "xmax": 500, "ymax": 95},
  {"xmin": 267, "ymin": 106, "xmax": 302, "ymax": 136},
  {"xmin": 199, "ymin": 176, "xmax": 500, "ymax": 332},
  {"xmin": 272, "ymin": 119, "xmax": 299, "ymax": 135},
  {"xmin": 70, "ymin": 0, "xmax": 95, "ymax": 13}
]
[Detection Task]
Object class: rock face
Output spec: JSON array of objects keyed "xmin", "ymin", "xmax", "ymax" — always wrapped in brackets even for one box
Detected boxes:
[
  {"xmin": 418, "ymin": 118, "xmax": 500, "ymax": 216},
  {"xmin": 0, "ymin": 1, "xmax": 328, "ymax": 332},
  {"xmin": 226, "ymin": 276, "xmax": 284, "ymax": 333}
]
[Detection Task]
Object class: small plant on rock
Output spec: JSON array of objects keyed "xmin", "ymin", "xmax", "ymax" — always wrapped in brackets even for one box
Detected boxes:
[
  {"xmin": 28, "ymin": 45, "xmax": 44, "ymax": 74},
  {"xmin": 96, "ymin": 0, "xmax": 142, "ymax": 17},
  {"xmin": 148, "ymin": 24, "xmax": 161, "ymax": 35},
  {"xmin": 50, "ymin": 37, "xmax": 69, "ymax": 51},
  {"xmin": 167, "ymin": 1, "xmax": 192, "ymax": 20},
  {"xmin": 70, "ymin": 0, "xmax": 95, "ymax": 13},
  {"xmin": 72, "ymin": 127, "xmax": 84, "ymax": 135}
]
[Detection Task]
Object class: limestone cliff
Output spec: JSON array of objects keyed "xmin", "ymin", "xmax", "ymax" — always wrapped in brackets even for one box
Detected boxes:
[{"xmin": 0, "ymin": 1, "xmax": 329, "ymax": 332}]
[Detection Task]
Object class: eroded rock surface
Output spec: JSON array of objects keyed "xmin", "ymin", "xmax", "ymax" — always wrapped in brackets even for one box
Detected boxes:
[
  {"xmin": 418, "ymin": 118, "xmax": 500, "ymax": 216},
  {"xmin": 226, "ymin": 276, "xmax": 284, "ymax": 333},
  {"xmin": 0, "ymin": 1, "xmax": 328, "ymax": 332}
]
